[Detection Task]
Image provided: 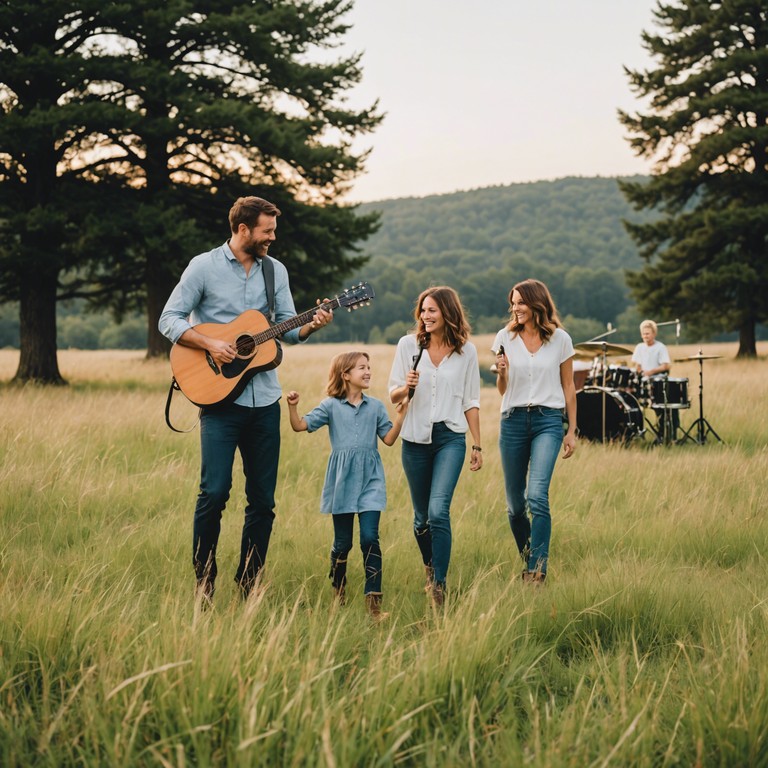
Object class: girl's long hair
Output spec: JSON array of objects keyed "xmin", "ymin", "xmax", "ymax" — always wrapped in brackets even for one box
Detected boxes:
[
  {"xmin": 413, "ymin": 286, "xmax": 471, "ymax": 352},
  {"xmin": 326, "ymin": 351, "xmax": 369, "ymax": 398},
  {"xmin": 506, "ymin": 279, "xmax": 563, "ymax": 342}
]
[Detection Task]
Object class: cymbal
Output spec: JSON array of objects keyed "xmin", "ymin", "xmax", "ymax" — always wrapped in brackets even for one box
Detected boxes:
[
  {"xmin": 574, "ymin": 341, "xmax": 633, "ymax": 356},
  {"xmin": 675, "ymin": 353, "xmax": 723, "ymax": 361}
]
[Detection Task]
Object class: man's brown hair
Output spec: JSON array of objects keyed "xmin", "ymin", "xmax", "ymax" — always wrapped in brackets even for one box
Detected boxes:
[{"xmin": 228, "ymin": 196, "xmax": 281, "ymax": 233}]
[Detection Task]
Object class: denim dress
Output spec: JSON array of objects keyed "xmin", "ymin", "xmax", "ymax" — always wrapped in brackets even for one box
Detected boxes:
[{"xmin": 303, "ymin": 395, "xmax": 393, "ymax": 514}]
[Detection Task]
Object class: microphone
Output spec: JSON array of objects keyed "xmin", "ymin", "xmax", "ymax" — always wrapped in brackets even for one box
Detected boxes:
[
  {"xmin": 408, "ymin": 345, "xmax": 424, "ymax": 400},
  {"xmin": 490, "ymin": 344, "xmax": 505, "ymax": 375}
]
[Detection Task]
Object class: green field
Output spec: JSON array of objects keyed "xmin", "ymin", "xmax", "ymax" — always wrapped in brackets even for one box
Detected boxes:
[{"xmin": 1, "ymin": 340, "xmax": 767, "ymax": 766}]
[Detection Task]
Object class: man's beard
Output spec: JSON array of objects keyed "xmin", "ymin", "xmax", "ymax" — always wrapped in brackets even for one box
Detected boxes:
[{"xmin": 243, "ymin": 240, "xmax": 267, "ymax": 259}]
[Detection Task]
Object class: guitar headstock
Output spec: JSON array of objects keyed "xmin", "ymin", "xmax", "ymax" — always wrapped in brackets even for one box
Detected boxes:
[{"xmin": 338, "ymin": 282, "xmax": 375, "ymax": 311}]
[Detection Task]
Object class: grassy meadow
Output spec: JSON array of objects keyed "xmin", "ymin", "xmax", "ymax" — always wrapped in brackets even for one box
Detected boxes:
[{"xmin": 1, "ymin": 338, "xmax": 768, "ymax": 767}]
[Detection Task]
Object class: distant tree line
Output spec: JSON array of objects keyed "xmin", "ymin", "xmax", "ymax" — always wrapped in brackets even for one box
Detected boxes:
[{"xmin": 0, "ymin": 175, "xmax": 763, "ymax": 351}]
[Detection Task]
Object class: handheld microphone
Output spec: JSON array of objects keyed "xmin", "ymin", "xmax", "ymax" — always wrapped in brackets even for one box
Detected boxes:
[
  {"xmin": 491, "ymin": 344, "xmax": 505, "ymax": 374},
  {"xmin": 408, "ymin": 345, "xmax": 424, "ymax": 400}
]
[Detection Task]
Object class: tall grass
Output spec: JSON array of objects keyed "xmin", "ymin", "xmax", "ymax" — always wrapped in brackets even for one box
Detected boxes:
[{"xmin": 1, "ymin": 341, "xmax": 767, "ymax": 766}]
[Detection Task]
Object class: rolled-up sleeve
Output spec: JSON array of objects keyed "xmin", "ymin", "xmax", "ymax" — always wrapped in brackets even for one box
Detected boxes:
[
  {"xmin": 158, "ymin": 257, "xmax": 206, "ymax": 343},
  {"xmin": 462, "ymin": 343, "xmax": 481, "ymax": 412}
]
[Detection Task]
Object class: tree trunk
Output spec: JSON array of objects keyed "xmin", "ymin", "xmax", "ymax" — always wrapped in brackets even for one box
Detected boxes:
[
  {"xmin": 13, "ymin": 269, "xmax": 66, "ymax": 385},
  {"xmin": 145, "ymin": 260, "xmax": 174, "ymax": 359},
  {"xmin": 736, "ymin": 317, "xmax": 757, "ymax": 358}
]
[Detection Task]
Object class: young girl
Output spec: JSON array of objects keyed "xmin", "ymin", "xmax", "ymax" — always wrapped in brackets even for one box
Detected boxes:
[{"xmin": 286, "ymin": 351, "xmax": 407, "ymax": 619}]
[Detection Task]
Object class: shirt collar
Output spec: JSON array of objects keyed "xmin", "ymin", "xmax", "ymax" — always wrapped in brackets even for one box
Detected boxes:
[
  {"xmin": 341, "ymin": 393, "xmax": 368, "ymax": 408},
  {"xmin": 223, "ymin": 240, "xmax": 262, "ymax": 272}
]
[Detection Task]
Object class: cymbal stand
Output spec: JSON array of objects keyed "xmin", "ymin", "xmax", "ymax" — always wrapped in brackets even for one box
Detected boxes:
[
  {"xmin": 658, "ymin": 381, "xmax": 674, "ymax": 446},
  {"xmin": 679, "ymin": 354, "xmax": 723, "ymax": 445},
  {"xmin": 599, "ymin": 343, "xmax": 607, "ymax": 442}
]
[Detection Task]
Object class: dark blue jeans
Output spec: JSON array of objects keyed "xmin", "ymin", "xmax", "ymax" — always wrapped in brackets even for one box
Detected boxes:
[
  {"xmin": 499, "ymin": 407, "xmax": 563, "ymax": 575},
  {"xmin": 401, "ymin": 423, "xmax": 466, "ymax": 588},
  {"xmin": 329, "ymin": 510, "xmax": 383, "ymax": 594},
  {"xmin": 194, "ymin": 400, "xmax": 280, "ymax": 594}
]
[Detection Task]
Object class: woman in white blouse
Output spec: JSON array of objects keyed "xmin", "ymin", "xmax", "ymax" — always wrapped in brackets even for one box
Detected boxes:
[
  {"xmin": 492, "ymin": 279, "xmax": 577, "ymax": 584},
  {"xmin": 389, "ymin": 286, "xmax": 482, "ymax": 606}
]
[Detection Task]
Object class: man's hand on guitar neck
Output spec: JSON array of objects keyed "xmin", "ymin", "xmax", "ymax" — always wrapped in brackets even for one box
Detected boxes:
[{"xmin": 298, "ymin": 298, "xmax": 334, "ymax": 340}]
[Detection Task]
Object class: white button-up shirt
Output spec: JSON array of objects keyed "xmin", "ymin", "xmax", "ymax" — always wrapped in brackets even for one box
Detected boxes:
[{"xmin": 388, "ymin": 334, "xmax": 481, "ymax": 443}]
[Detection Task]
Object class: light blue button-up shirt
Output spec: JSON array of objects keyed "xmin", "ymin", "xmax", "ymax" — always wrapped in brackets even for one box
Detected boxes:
[
  {"xmin": 158, "ymin": 242, "xmax": 304, "ymax": 407},
  {"xmin": 303, "ymin": 395, "xmax": 393, "ymax": 514}
]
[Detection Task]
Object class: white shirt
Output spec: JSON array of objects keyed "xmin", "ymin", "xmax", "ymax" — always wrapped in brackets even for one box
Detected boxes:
[
  {"xmin": 632, "ymin": 340, "xmax": 670, "ymax": 373},
  {"xmin": 491, "ymin": 327, "xmax": 574, "ymax": 412},
  {"xmin": 388, "ymin": 334, "xmax": 481, "ymax": 443}
]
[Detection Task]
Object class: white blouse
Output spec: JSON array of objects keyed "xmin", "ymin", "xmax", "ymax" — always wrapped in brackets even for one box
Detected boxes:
[
  {"xmin": 491, "ymin": 327, "xmax": 574, "ymax": 412},
  {"xmin": 388, "ymin": 334, "xmax": 481, "ymax": 443}
]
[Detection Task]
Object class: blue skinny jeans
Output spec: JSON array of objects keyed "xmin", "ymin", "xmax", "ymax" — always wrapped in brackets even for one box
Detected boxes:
[
  {"xmin": 401, "ymin": 422, "xmax": 466, "ymax": 588},
  {"xmin": 499, "ymin": 406, "xmax": 563, "ymax": 575}
]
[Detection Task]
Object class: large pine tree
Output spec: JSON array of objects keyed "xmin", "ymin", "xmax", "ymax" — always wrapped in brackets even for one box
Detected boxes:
[
  {"xmin": 619, "ymin": 0, "xmax": 768, "ymax": 357},
  {"xmin": 84, "ymin": 0, "xmax": 381, "ymax": 357}
]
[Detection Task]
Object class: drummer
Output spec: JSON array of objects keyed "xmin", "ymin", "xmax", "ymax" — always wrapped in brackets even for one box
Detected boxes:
[
  {"xmin": 632, "ymin": 319, "xmax": 675, "ymax": 441},
  {"xmin": 631, "ymin": 319, "xmax": 671, "ymax": 378}
]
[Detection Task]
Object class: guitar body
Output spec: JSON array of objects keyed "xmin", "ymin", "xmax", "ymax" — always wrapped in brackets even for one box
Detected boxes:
[{"xmin": 170, "ymin": 309, "xmax": 282, "ymax": 407}]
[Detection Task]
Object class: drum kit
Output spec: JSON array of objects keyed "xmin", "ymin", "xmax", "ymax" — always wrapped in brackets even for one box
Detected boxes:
[{"xmin": 574, "ymin": 341, "xmax": 723, "ymax": 446}]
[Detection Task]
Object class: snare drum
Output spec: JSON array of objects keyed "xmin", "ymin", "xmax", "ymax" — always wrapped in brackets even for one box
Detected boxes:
[
  {"xmin": 649, "ymin": 376, "xmax": 690, "ymax": 409},
  {"xmin": 604, "ymin": 365, "xmax": 634, "ymax": 390}
]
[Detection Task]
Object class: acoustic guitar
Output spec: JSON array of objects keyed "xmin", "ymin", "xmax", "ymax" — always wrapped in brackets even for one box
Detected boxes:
[{"xmin": 170, "ymin": 282, "xmax": 375, "ymax": 407}]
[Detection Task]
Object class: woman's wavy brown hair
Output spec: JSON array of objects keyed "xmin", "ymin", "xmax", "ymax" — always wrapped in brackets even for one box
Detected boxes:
[
  {"xmin": 413, "ymin": 286, "xmax": 471, "ymax": 353},
  {"xmin": 506, "ymin": 278, "xmax": 563, "ymax": 342},
  {"xmin": 326, "ymin": 351, "xmax": 369, "ymax": 399}
]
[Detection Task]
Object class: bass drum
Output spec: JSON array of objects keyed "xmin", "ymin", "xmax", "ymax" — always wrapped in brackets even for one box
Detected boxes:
[{"xmin": 576, "ymin": 388, "xmax": 644, "ymax": 442}]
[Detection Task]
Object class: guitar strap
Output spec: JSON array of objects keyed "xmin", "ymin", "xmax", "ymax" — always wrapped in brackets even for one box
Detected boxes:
[
  {"xmin": 262, "ymin": 255, "xmax": 276, "ymax": 323},
  {"xmin": 165, "ymin": 378, "xmax": 201, "ymax": 432}
]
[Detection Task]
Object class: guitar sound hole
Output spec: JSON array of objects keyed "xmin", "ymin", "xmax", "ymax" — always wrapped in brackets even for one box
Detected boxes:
[{"xmin": 235, "ymin": 334, "xmax": 257, "ymax": 359}]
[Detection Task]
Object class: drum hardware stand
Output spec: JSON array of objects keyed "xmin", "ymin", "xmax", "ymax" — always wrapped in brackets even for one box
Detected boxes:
[
  {"xmin": 589, "ymin": 330, "xmax": 614, "ymax": 442},
  {"xmin": 678, "ymin": 351, "xmax": 723, "ymax": 445},
  {"xmin": 645, "ymin": 402, "xmax": 675, "ymax": 446}
]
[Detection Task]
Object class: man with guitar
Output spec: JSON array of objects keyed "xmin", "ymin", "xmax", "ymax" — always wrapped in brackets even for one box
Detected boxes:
[{"xmin": 159, "ymin": 196, "xmax": 333, "ymax": 606}]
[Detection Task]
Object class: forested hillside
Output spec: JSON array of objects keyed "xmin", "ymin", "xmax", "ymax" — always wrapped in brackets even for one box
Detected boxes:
[{"xmin": 322, "ymin": 175, "xmax": 652, "ymax": 345}]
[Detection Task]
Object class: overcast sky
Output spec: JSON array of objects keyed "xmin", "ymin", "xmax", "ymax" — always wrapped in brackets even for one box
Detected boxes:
[{"xmin": 338, "ymin": 0, "xmax": 659, "ymax": 202}]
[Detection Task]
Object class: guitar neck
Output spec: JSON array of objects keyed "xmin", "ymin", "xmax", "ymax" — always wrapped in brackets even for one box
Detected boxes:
[{"xmin": 254, "ymin": 298, "xmax": 341, "ymax": 344}]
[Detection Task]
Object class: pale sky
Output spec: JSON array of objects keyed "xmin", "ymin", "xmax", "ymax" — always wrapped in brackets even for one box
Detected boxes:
[{"xmin": 339, "ymin": 0, "xmax": 659, "ymax": 202}]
